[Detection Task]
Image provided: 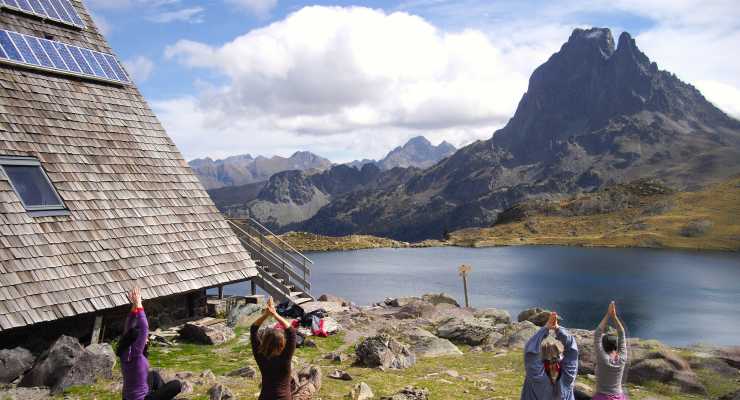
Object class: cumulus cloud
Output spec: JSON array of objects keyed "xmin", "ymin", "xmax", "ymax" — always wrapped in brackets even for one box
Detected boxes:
[
  {"xmin": 123, "ymin": 56, "xmax": 155, "ymax": 83},
  {"xmin": 225, "ymin": 0, "xmax": 278, "ymax": 18},
  {"xmin": 163, "ymin": 6, "xmax": 527, "ymax": 159},
  {"xmin": 90, "ymin": 12, "xmax": 112, "ymax": 36}
]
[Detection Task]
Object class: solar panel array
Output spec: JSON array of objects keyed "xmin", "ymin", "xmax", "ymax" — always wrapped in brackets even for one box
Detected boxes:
[
  {"xmin": 0, "ymin": 0, "xmax": 85, "ymax": 28},
  {"xmin": 0, "ymin": 29, "xmax": 130, "ymax": 84}
]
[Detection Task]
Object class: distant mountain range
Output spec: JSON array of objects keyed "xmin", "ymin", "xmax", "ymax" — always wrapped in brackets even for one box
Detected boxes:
[
  {"xmin": 346, "ymin": 136, "xmax": 456, "ymax": 170},
  {"xmin": 189, "ymin": 151, "xmax": 332, "ymax": 190}
]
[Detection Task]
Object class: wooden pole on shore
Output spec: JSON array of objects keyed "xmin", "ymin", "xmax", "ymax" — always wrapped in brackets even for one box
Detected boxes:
[{"xmin": 458, "ymin": 264, "xmax": 472, "ymax": 308}]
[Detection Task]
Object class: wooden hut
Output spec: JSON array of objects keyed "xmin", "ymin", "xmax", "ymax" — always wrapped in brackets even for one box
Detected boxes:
[{"xmin": 0, "ymin": 0, "xmax": 259, "ymax": 345}]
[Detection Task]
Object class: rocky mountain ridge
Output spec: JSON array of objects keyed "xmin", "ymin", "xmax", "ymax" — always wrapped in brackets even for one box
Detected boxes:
[{"xmin": 293, "ymin": 27, "xmax": 740, "ymax": 241}]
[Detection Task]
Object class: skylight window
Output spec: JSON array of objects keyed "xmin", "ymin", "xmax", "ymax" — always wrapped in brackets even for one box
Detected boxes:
[{"xmin": 0, "ymin": 157, "xmax": 68, "ymax": 216}]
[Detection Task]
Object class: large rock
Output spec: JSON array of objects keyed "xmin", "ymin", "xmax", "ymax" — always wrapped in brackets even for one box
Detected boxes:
[
  {"xmin": 208, "ymin": 383, "xmax": 234, "ymax": 400},
  {"xmin": 348, "ymin": 382, "xmax": 374, "ymax": 400},
  {"xmin": 380, "ymin": 386, "xmax": 429, "ymax": 400},
  {"xmin": 719, "ymin": 389, "xmax": 740, "ymax": 400},
  {"xmin": 474, "ymin": 308, "xmax": 512, "ymax": 324},
  {"xmin": 0, "ymin": 347, "xmax": 35, "ymax": 383},
  {"xmin": 718, "ymin": 347, "xmax": 740, "ymax": 369},
  {"xmin": 19, "ymin": 336, "xmax": 115, "ymax": 394},
  {"xmin": 385, "ymin": 297, "xmax": 421, "ymax": 307},
  {"xmin": 420, "ymin": 293, "xmax": 459, "ymax": 307},
  {"xmin": 493, "ymin": 321, "xmax": 539, "ymax": 349},
  {"xmin": 318, "ymin": 294, "xmax": 350, "ymax": 306},
  {"xmin": 355, "ymin": 335, "xmax": 416, "ymax": 369},
  {"xmin": 405, "ymin": 328, "xmax": 462, "ymax": 358},
  {"xmin": 180, "ymin": 318, "xmax": 235, "ymax": 345},
  {"xmin": 627, "ymin": 341, "xmax": 706, "ymax": 395},
  {"xmin": 227, "ymin": 303, "xmax": 263, "ymax": 327},
  {"xmin": 517, "ymin": 308, "xmax": 559, "ymax": 327},
  {"xmin": 393, "ymin": 300, "xmax": 441, "ymax": 320},
  {"xmin": 435, "ymin": 317, "xmax": 496, "ymax": 346}
]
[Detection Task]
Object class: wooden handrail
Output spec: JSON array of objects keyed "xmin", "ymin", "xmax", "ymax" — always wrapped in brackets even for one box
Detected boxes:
[{"xmin": 230, "ymin": 218, "xmax": 314, "ymax": 264}]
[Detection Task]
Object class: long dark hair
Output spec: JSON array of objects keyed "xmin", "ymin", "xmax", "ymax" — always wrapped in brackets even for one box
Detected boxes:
[{"xmin": 257, "ymin": 328, "xmax": 286, "ymax": 358}]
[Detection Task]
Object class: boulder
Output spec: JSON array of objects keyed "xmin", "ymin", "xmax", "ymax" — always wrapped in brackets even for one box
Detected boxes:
[
  {"xmin": 227, "ymin": 366, "xmax": 257, "ymax": 378},
  {"xmin": 420, "ymin": 293, "xmax": 459, "ymax": 307},
  {"xmin": 329, "ymin": 369, "xmax": 353, "ymax": 381},
  {"xmin": 493, "ymin": 321, "xmax": 539, "ymax": 349},
  {"xmin": 393, "ymin": 300, "xmax": 441, "ymax": 320},
  {"xmin": 324, "ymin": 351, "xmax": 349, "ymax": 363},
  {"xmin": 517, "ymin": 308, "xmax": 559, "ymax": 327},
  {"xmin": 719, "ymin": 389, "xmax": 740, "ymax": 400},
  {"xmin": 226, "ymin": 303, "xmax": 263, "ymax": 327},
  {"xmin": 0, "ymin": 347, "xmax": 35, "ymax": 383},
  {"xmin": 348, "ymin": 382, "xmax": 374, "ymax": 400},
  {"xmin": 208, "ymin": 383, "xmax": 234, "ymax": 400},
  {"xmin": 19, "ymin": 337, "xmax": 115, "ymax": 394},
  {"xmin": 180, "ymin": 318, "xmax": 235, "ymax": 345},
  {"xmin": 627, "ymin": 341, "xmax": 706, "ymax": 395},
  {"xmin": 718, "ymin": 347, "xmax": 740, "ymax": 369},
  {"xmin": 318, "ymin": 294, "xmax": 350, "ymax": 306},
  {"xmin": 407, "ymin": 333, "xmax": 462, "ymax": 358},
  {"xmin": 380, "ymin": 386, "xmax": 429, "ymax": 400},
  {"xmin": 473, "ymin": 308, "xmax": 511, "ymax": 324},
  {"xmin": 435, "ymin": 317, "xmax": 496, "ymax": 346},
  {"xmin": 355, "ymin": 335, "xmax": 416, "ymax": 369},
  {"xmin": 385, "ymin": 297, "xmax": 421, "ymax": 307}
]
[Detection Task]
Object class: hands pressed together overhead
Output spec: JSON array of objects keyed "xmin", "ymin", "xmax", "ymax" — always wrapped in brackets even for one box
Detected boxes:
[{"xmin": 128, "ymin": 287, "xmax": 143, "ymax": 310}]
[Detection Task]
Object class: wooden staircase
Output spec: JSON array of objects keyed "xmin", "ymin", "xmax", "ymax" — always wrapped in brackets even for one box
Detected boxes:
[{"xmin": 228, "ymin": 218, "xmax": 314, "ymax": 304}]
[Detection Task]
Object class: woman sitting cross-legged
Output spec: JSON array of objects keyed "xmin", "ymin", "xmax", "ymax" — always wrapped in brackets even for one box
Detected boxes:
[
  {"xmin": 118, "ymin": 287, "xmax": 182, "ymax": 400},
  {"xmin": 251, "ymin": 297, "xmax": 322, "ymax": 400},
  {"xmin": 521, "ymin": 311, "xmax": 579, "ymax": 400},
  {"xmin": 593, "ymin": 301, "xmax": 629, "ymax": 400}
]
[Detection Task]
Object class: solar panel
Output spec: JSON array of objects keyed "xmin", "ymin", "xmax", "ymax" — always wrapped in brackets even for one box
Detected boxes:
[
  {"xmin": 0, "ymin": 29, "xmax": 131, "ymax": 85},
  {"xmin": 0, "ymin": 0, "xmax": 86, "ymax": 29}
]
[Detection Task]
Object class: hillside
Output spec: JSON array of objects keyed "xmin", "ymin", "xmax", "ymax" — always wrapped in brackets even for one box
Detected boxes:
[
  {"xmin": 295, "ymin": 28, "xmax": 740, "ymax": 241},
  {"xmin": 445, "ymin": 176, "xmax": 740, "ymax": 251}
]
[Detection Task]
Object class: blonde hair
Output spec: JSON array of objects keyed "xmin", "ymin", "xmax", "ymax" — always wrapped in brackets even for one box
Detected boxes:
[
  {"xmin": 541, "ymin": 338, "xmax": 564, "ymax": 360},
  {"xmin": 258, "ymin": 328, "xmax": 286, "ymax": 358}
]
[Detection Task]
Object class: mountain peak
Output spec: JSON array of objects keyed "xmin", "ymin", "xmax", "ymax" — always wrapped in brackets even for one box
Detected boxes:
[
  {"xmin": 564, "ymin": 27, "xmax": 615, "ymax": 59},
  {"xmin": 405, "ymin": 136, "xmax": 433, "ymax": 148}
]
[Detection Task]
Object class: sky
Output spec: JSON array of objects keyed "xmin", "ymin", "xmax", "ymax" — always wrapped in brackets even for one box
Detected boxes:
[{"xmin": 87, "ymin": 0, "xmax": 740, "ymax": 163}]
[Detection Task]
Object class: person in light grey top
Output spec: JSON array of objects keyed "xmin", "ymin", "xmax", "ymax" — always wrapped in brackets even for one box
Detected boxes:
[{"xmin": 593, "ymin": 301, "xmax": 628, "ymax": 400}]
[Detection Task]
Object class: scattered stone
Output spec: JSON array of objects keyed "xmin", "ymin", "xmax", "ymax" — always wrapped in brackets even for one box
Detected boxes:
[
  {"xmin": 0, "ymin": 347, "xmax": 35, "ymax": 383},
  {"xmin": 719, "ymin": 389, "xmax": 740, "ymax": 400},
  {"xmin": 444, "ymin": 369, "xmax": 459, "ymax": 378},
  {"xmin": 200, "ymin": 369, "xmax": 215, "ymax": 380},
  {"xmin": 435, "ymin": 317, "xmax": 496, "ymax": 346},
  {"xmin": 355, "ymin": 335, "xmax": 416, "ymax": 369},
  {"xmin": 329, "ymin": 369, "xmax": 353, "ymax": 381},
  {"xmin": 208, "ymin": 383, "xmax": 234, "ymax": 400},
  {"xmin": 180, "ymin": 318, "xmax": 235, "ymax": 345},
  {"xmin": 347, "ymin": 382, "xmax": 374, "ymax": 400},
  {"xmin": 385, "ymin": 297, "xmax": 421, "ymax": 307},
  {"xmin": 324, "ymin": 351, "xmax": 348, "ymax": 363},
  {"xmin": 19, "ymin": 336, "xmax": 115, "ymax": 394},
  {"xmin": 405, "ymin": 328, "xmax": 462, "ymax": 358},
  {"xmin": 227, "ymin": 366, "xmax": 257, "ymax": 378},
  {"xmin": 420, "ymin": 293, "xmax": 459, "ymax": 307},
  {"xmin": 473, "ymin": 308, "xmax": 512, "ymax": 324},
  {"xmin": 393, "ymin": 300, "xmax": 441, "ymax": 320},
  {"xmin": 380, "ymin": 386, "xmax": 429, "ymax": 400}
]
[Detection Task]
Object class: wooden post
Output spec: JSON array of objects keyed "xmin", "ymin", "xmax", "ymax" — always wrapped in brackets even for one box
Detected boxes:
[
  {"xmin": 218, "ymin": 285, "xmax": 224, "ymax": 300},
  {"xmin": 250, "ymin": 279, "xmax": 257, "ymax": 296},
  {"xmin": 458, "ymin": 264, "xmax": 472, "ymax": 308},
  {"xmin": 90, "ymin": 315, "xmax": 103, "ymax": 345}
]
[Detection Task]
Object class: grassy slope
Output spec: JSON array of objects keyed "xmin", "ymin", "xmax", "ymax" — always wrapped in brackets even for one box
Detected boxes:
[
  {"xmin": 448, "ymin": 177, "xmax": 740, "ymax": 251},
  {"xmin": 57, "ymin": 330, "xmax": 737, "ymax": 400}
]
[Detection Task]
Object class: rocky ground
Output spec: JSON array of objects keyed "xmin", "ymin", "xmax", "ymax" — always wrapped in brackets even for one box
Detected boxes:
[{"xmin": 1, "ymin": 293, "xmax": 738, "ymax": 400}]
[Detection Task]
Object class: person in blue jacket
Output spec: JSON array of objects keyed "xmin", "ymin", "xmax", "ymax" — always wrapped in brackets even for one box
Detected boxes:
[{"xmin": 521, "ymin": 311, "xmax": 579, "ymax": 400}]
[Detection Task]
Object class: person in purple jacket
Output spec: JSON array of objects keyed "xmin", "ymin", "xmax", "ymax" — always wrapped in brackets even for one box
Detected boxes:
[{"xmin": 118, "ymin": 287, "xmax": 182, "ymax": 400}]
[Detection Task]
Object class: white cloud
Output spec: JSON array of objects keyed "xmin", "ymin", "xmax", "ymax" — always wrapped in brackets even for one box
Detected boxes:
[
  {"xmin": 90, "ymin": 12, "xmax": 112, "ymax": 36},
  {"xmin": 87, "ymin": 0, "xmax": 180, "ymax": 10},
  {"xmin": 148, "ymin": 7, "xmax": 205, "ymax": 23},
  {"xmin": 163, "ymin": 6, "xmax": 528, "ymax": 159},
  {"xmin": 225, "ymin": 0, "xmax": 278, "ymax": 18},
  {"xmin": 123, "ymin": 56, "xmax": 155, "ymax": 83}
]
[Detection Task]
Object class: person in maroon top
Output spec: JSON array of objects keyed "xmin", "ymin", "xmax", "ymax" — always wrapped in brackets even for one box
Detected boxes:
[{"xmin": 251, "ymin": 297, "xmax": 297, "ymax": 400}]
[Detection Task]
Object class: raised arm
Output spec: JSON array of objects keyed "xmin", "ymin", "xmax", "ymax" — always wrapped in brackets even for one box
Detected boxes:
[
  {"xmin": 524, "ymin": 326, "xmax": 549, "ymax": 378},
  {"xmin": 556, "ymin": 326, "xmax": 579, "ymax": 387},
  {"xmin": 594, "ymin": 304, "xmax": 610, "ymax": 361},
  {"xmin": 609, "ymin": 302, "xmax": 628, "ymax": 361},
  {"xmin": 127, "ymin": 287, "xmax": 148, "ymax": 357}
]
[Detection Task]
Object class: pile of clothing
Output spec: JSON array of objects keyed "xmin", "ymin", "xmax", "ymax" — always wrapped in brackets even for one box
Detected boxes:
[{"xmin": 275, "ymin": 301, "xmax": 340, "ymax": 346}]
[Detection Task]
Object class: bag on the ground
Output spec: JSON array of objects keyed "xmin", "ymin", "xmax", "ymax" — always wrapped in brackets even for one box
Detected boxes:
[{"xmin": 277, "ymin": 301, "xmax": 305, "ymax": 319}]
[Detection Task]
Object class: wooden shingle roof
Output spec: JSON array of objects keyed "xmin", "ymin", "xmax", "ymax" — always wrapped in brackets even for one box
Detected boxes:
[{"xmin": 0, "ymin": 2, "xmax": 257, "ymax": 331}]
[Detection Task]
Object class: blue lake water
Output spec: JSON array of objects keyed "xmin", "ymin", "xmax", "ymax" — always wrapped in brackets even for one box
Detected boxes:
[{"xmin": 224, "ymin": 246, "xmax": 740, "ymax": 346}]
